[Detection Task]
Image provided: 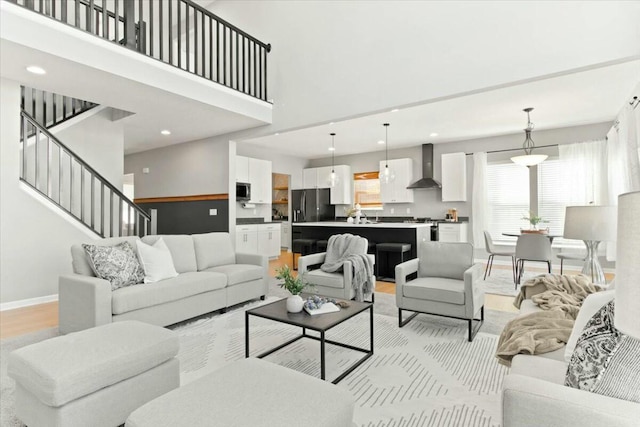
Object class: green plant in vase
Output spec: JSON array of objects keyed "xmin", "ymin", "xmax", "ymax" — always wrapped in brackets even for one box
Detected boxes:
[
  {"xmin": 275, "ymin": 265, "xmax": 311, "ymax": 313},
  {"xmin": 522, "ymin": 211, "xmax": 549, "ymax": 231}
]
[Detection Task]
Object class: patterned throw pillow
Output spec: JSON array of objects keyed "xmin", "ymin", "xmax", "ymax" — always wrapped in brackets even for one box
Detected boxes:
[
  {"xmin": 565, "ymin": 300, "xmax": 640, "ymax": 402},
  {"xmin": 83, "ymin": 242, "xmax": 145, "ymax": 290}
]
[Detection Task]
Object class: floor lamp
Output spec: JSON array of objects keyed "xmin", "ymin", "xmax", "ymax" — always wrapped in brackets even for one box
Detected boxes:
[
  {"xmin": 615, "ymin": 191, "xmax": 640, "ymax": 339},
  {"xmin": 563, "ymin": 205, "xmax": 617, "ymax": 285}
]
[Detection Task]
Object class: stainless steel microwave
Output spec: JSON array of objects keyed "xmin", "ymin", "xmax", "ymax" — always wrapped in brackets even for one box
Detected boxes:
[{"xmin": 236, "ymin": 182, "xmax": 251, "ymax": 201}]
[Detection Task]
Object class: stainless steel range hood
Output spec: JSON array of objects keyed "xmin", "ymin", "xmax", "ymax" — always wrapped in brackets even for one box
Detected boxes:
[{"xmin": 407, "ymin": 144, "xmax": 442, "ymax": 189}]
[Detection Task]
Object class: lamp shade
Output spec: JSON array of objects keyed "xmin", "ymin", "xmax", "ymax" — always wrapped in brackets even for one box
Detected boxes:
[
  {"xmin": 614, "ymin": 191, "xmax": 640, "ymax": 339},
  {"xmin": 510, "ymin": 154, "xmax": 548, "ymax": 167},
  {"xmin": 563, "ymin": 205, "xmax": 617, "ymax": 241}
]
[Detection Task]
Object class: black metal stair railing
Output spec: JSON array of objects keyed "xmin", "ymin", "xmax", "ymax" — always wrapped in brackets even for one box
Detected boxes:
[
  {"xmin": 20, "ymin": 110, "xmax": 151, "ymax": 238},
  {"xmin": 9, "ymin": 0, "xmax": 271, "ymax": 102},
  {"xmin": 21, "ymin": 86, "xmax": 97, "ymax": 131}
]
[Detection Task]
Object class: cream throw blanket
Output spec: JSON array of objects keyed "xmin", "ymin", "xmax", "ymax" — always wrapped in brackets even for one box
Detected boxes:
[
  {"xmin": 321, "ymin": 234, "xmax": 374, "ymax": 302},
  {"xmin": 496, "ymin": 274, "xmax": 601, "ymax": 366}
]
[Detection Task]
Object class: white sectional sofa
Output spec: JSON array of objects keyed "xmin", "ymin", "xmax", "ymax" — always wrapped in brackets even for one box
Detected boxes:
[
  {"xmin": 502, "ymin": 285, "xmax": 640, "ymax": 426},
  {"xmin": 59, "ymin": 232, "xmax": 268, "ymax": 334}
]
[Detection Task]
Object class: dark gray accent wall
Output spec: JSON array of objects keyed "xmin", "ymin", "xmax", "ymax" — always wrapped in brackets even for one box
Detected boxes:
[{"xmin": 139, "ymin": 200, "xmax": 229, "ymax": 234}]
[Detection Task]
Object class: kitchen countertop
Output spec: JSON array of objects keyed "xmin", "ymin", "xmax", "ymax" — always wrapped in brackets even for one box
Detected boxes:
[{"xmin": 293, "ymin": 221, "xmax": 434, "ymax": 229}]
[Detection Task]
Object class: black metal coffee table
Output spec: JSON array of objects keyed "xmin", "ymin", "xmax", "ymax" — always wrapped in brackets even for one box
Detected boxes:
[{"xmin": 245, "ymin": 296, "xmax": 373, "ymax": 384}]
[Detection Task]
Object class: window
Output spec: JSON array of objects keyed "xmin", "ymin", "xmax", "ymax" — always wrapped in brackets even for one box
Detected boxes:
[
  {"xmin": 353, "ymin": 171, "xmax": 382, "ymax": 209},
  {"xmin": 486, "ymin": 162, "xmax": 530, "ymax": 240}
]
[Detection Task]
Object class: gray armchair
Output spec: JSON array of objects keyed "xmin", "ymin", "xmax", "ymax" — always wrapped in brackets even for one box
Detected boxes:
[{"xmin": 395, "ymin": 241, "xmax": 484, "ymax": 341}]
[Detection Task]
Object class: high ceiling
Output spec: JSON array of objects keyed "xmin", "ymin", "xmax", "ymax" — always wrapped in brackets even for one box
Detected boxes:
[{"xmin": 242, "ymin": 60, "xmax": 640, "ymax": 159}]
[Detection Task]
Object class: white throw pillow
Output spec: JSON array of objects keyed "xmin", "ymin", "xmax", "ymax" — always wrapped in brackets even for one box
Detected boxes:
[
  {"xmin": 564, "ymin": 290, "xmax": 616, "ymax": 363},
  {"xmin": 136, "ymin": 238, "xmax": 179, "ymax": 283}
]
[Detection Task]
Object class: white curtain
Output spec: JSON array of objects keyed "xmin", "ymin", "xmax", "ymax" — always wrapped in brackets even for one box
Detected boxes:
[
  {"xmin": 558, "ymin": 139, "xmax": 608, "ymax": 205},
  {"xmin": 471, "ymin": 152, "xmax": 489, "ymax": 247}
]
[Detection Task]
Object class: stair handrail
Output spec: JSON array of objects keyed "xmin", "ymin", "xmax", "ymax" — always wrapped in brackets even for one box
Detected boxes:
[
  {"xmin": 21, "ymin": 86, "xmax": 98, "ymax": 131},
  {"xmin": 20, "ymin": 110, "xmax": 151, "ymax": 231}
]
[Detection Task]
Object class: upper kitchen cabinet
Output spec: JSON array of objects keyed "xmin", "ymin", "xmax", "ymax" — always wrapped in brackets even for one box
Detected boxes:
[
  {"xmin": 236, "ymin": 155, "xmax": 250, "ymax": 183},
  {"xmin": 303, "ymin": 165, "xmax": 352, "ymax": 205},
  {"xmin": 379, "ymin": 158, "xmax": 414, "ymax": 203},
  {"xmin": 441, "ymin": 152, "xmax": 467, "ymax": 202},
  {"xmin": 236, "ymin": 155, "xmax": 272, "ymax": 203},
  {"xmin": 330, "ymin": 165, "xmax": 352, "ymax": 205}
]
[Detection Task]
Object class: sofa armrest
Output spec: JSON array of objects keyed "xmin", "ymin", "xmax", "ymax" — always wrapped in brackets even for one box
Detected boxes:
[
  {"xmin": 395, "ymin": 258, "xmax": 419, "ymax": 303},
  {"xmin": 58, "ymin": 274, "xmax": 112, "ymax": 334},
  {"xmin": 298, "ymin": 253, "xmax": 326, "ymax": 275},
  {"xmin": 464, "ymin": 263, "xmax": 485, "ymax": 312},
  {"xmin": 502, "ymin": 374, "xmax": 640, "ymax": 427},
  {"xmin": 236, "ymin": 252, "xmax": 269, "ymax": 295}
]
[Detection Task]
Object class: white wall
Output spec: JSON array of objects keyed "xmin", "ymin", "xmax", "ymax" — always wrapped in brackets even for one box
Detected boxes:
[
  {"xmin": 210, "ymin": 1, "xmax": 639, "ymax": 134},
  {"xmin": 124, "ymin": 136, "xmax": 230, "ymax": 199},
  {"xmin": 1, "ymin": 78, "xmax": 127, "ymax": 306}
]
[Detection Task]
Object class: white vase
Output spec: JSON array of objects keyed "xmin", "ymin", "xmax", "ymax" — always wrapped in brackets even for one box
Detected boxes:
[{"xmin": 286, "ymin": 295, "xmax": 304, "ymax": 313}]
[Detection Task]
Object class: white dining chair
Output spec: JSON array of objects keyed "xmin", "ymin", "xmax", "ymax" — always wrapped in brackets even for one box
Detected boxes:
[
  {"xmin": 514, "ymin": 234, "xmax": 553, "ymax": 286},
  {"xmin": 557, "ymin": 251, "xmax": 587, "ymax": 274},
  {"xmin": 483, "ymin": 231, "xmax": 516, "ymax": 282}
]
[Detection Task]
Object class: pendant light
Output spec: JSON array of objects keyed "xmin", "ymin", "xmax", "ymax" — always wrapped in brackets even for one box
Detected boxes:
[
  {"xmin": 511, "ymin": 107, "xmax": 547, "ymax": 167},
  {"xmin": 327, "ymin": 132, "xmax": 340, "ymax": 187},
  {"xmin": 380, "ymin": 123, "xmax": 395, "ymax": 184}
]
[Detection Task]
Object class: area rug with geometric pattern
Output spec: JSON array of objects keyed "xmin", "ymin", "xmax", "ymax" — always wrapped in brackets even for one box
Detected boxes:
[{"xmin": 175, "ymin": 297, "xmax": 509, "ymax": 427}]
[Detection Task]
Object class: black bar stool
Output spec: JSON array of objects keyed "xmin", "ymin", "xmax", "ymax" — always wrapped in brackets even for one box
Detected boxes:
[
  {"xmin": 316, "ymin": 240, "xmax": 329, "ymax": 253},
  {"xmin": 376, "ymin": 243, "xmax": 411, "ymax": 281},
  {"xmin": 292, "ymin": 238, "xmax": 317, "ymax": 270}
]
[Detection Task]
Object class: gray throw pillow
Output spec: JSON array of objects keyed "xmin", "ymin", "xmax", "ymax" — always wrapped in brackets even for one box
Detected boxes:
[
  {"xmin": 565, "ymin": 300, "xmax": 640, "ymax": 403},
  {"xmin": 83, "ymin": 242, "xmax": 145, "ymax": 290}
]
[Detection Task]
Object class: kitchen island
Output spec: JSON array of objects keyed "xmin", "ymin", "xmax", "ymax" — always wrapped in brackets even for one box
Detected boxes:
[{"xmin": 292, "ymin": 222, "xmax": 433, "ymax": 276}]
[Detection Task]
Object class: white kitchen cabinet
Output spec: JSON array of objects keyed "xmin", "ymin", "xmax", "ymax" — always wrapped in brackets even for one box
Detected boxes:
[
  {"xmin": 235, "ymin": 224, "xmax": 258, "ymax": 253},
  {"xmin": 236, "ymin": 156, "xmax": 249, "ymax": 183},
  {"xmin": 330, "ymin": 165, "xmax": 353, "ymax": 205},
  {"xmin": 379, "ymin": 158, "xmax": 414, "ymax": 203},
  {"xmin": 438, "ymin": 222, "xmax": 468, "ymax": 243},
  {"xmin": 441, "ymin": 152, "xmax": 467, "ymax": 202},
  {"xmin": 280, "ymin": 222, "xmax": 290, "ymax": 249},
  {"xmin": 303, "ymin": 165, "xmax": 352, "ymax": 204},
  {"xmin": 258, "ymin": 223, "xmax": 281, "ymax": 258},
  {"xmin": 235, "ymin": 223, "xmax": 280, "ymax": 258},
  {"xmin": 248, "ymin": 158, "xmax": 272, "ymax": 204}
]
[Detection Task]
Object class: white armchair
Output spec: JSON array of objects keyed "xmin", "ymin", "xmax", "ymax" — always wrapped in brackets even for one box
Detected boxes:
[
  {"xmin": 297, "ymin": 245, "xmax": 375, "ymax": 302},
  {"xmin": 395, "ymin": 241, "xmax": 484, "ymax": 341}
]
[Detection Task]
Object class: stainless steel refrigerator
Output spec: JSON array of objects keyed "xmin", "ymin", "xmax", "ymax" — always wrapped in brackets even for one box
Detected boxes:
[{"xmin": 292, "ymin": 189, "xmax": 335, "ymax": 222}]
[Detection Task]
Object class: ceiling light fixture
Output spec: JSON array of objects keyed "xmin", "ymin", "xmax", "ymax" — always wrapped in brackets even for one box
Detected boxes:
[
  {"xmin": 430, "ymin": 132, "xmax": 438, "ymax": 137},
  {"xmin": 327, "ymin": 133, "xmax": 339, "ymax": 187},
  {"xmin": 377, "ymin": 140, "xmax": 385, "ymax": 145},
  {"xmin": 380, "ymin": 123, "xmax": 395, "ymax": 184},
  {"xmin": 275, "ymin": 133, "xmax": 280, "ymax": 136},
  {"xmin": 391, "ymin": 108, "xmax": 400, "ymax": 113},
  {"xmin": 329, "ymin": 122, "xmax": 335, "ymax": 126},
  {"xmin": 160, "ymin": 130, "xmax": 171, "ymax": 135},
  {"xmin": 26, "ymin": 66, "xmax": 46, "ymax": 75},
  {"xmin": 511, "ymin": 107, "xmax": 547, "ymax": 167}
]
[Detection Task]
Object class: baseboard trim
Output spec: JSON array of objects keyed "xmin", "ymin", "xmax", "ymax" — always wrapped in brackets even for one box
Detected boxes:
[{"xmin": 0, "ymin": 294, "xmax": 58, "ymax": 312}]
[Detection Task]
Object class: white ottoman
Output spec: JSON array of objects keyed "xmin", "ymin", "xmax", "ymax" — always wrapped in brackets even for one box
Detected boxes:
[
  {"xmin": 8, "ymin": 321, "xmax": 180, "ymax": 427},
  {"xmin": 126, "ymin": 358, "xmax": 355, "ymax": 427}
]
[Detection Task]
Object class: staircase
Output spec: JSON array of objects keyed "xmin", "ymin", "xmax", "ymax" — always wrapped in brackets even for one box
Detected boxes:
[{"xmin": 19, "ymin": 88, "xmax": 151, "ymax": 238}]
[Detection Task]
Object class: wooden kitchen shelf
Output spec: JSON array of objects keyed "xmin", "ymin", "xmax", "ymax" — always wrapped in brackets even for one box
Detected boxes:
[
  {"xmin": 273, "ymin": 186, "xmax": 289, "ymax": 190},
  {"xmin": 272, "ymin": 201, "xmax": 289, "ymax": 204}
]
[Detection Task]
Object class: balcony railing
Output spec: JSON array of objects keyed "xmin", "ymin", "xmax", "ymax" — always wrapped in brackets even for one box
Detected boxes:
[{"xmin": 9, "ymin": 0, "xmax": 271, "ymax": 102}]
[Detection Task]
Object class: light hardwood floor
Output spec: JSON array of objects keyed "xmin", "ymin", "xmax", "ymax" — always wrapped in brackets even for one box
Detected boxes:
[{"xmin": 1, "ymin": 250, "xmax": 610, "ymax": 340}]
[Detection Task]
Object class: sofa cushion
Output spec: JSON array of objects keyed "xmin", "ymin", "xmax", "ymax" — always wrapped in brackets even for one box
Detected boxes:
[
  {"xmin": 203, "ymin": 264, "xmax": 263, "ymax": 287},
  {"xmin": 142, "ymin": 235, "xmax": 197, "ymax": 273},
  {"xmin": 136, "ymin": 238, "xmax": 179, "ymax": 283},
  {"xmin": 112, "ymin": 272, "xmax": 226, "ymax": 314},
  {"xmin": 82, "ymin": 242, "xmax": 145, "ymax": 290},
  {"xmin": 304, "ymin": 269, "xmax": 345, "ymax": 289},
  {"xmin": 511, "ymin": 354, "xmax": 567, "ymax": 385},
  {"xmin": 192, "ymin": 232, "xmax": 235, "ymax": 270},
  {"xmin": 7, "ymin": 321, "xmax": 178, "ymax": 407},
  {"xmin": 564, "ymin": 290, "xmax": 616, "ymax": 363},
  {"xmin": 418, "ymin": 242, "xmax": 473, "ymax": 280},
  {"xmin": 71, "ymin": 236, "xmax": 140, "ymax": 277},
  {"xmin": 403, "ymin": 277, "xmax": 465, "ymax": 305}
]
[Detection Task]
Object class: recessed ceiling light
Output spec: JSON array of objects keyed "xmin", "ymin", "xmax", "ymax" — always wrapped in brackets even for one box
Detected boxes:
[
  {"xmin": 329, "ymin": 122, "xmax": 335, "ymax": 126},
  {"xmin": 26, "ymin": 66, "xmax": 46, "ymax": 75},
  {"xmin": 160, "ymin": 130, "xmax": 171, "ymax": 135},
  {"xmin": 275, "ymin": 133, "xmax": 280, "ymax": 136},
  {"xmin": 377, "ymin": 140, "xmax": 385, "ymax": 145},
  {"xmin": 328, "ymin": 147, "xmax": 335, "ymax": 151},
  {"xmin": 391, "ymin": 108, "xmax": 400, "ymax": 113},
  {"xmin": 430, "ymin": 132, "xmax": 439, "ymax": 137}
]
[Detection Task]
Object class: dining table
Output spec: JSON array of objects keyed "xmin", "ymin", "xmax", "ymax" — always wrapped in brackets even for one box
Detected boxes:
[{"xmin": 502, "ymin": 232, "xmax": 562, "ymax": 244}]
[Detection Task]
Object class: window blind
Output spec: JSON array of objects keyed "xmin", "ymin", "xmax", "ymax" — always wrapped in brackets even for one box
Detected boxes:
[{"xmin": 486, "ymin": 162, "xmax": 530, "ymax": 242}]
